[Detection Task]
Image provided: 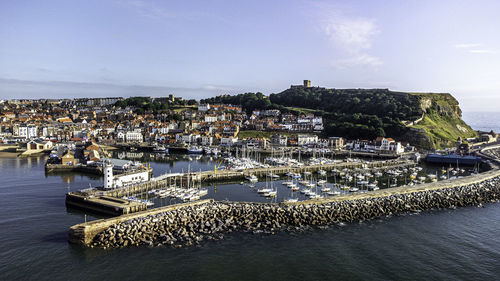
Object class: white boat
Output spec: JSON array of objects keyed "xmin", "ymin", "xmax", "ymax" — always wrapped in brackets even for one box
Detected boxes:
[
  {"xmin": 317, "ymin": 170, "xmax": 327, "ymax": 176},
  {"xmin": 264, "ymin": 191, "xmax": 277, "ymax": 197},
  {"xmin": 349, "ymin": 187, "xmax": 359, "ymax": 192},
  {"xmin": 246, "ymin": 175, "xmax": 258, "ymax": 182},
  {"xmin": 367, "ymin": 183, "xmax": 379, "ymax": 191},
  {"xmin": 317, "ymin": 180, "xmax": 327, "ymax": 186},
  {"xmin": 326, "ymin": 190, "xmax": 341, "ymax": 196},
  {"xmin": 187, "ymin": 146, "xmax": 203, "ymax": 154},
  {"xmin": 142, "ymin": 200, "xmax": 154, "ymax": 207},
  {"xmin": 321, "ymin": 186, "xmax": 331, "ymax": 192},
  {"xmin": 284, "ymin": 198, "xmax": 298, "ymax": 203},
  {"xmin": 153, "ymin": 145, "xmax": 168, "ymax": 153},
  {"xmin": 257, "ymin": 187, "xmax": 273, "ymax": 194},
  {"xmin": 267, "ymin": 173, "xmax": 280, "ymax": 179},
  {"xmin": 198, "ymin": 189, "xmax": 208, "ymax": 196}
]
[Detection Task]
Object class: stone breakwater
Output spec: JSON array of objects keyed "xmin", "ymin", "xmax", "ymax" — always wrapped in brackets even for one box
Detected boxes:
[{"xmin": 89, "ymin": 176, "xmax": 500, "ymax": 249}]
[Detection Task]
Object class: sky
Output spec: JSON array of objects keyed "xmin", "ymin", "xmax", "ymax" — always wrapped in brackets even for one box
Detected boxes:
[{"xmin": 1, "ymin": 0, "xmax": 500, "ymax": 111}]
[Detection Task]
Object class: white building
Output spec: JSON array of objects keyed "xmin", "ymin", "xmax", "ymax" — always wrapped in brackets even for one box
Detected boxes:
[
  {"xmin": 297, "ymin": 134, "xmax": 318, "ymax": 146},
  {"xmin": 17, "ymin": 125, "xmax": 38, "ymax": 139},
  {"xmin": 204, "ymin": 115, "xmax": 217, "ymax": 123},
  {"xmin": 200, "ymin": 136, "xmax": 213, "ymax": 146},
  {"xmin": 220, "ymin": 137, "xmax": 238, "ymax": 146},
  {"xmin": 125, "ymin": 131, "xmax": 143, "ymax": 142},
  {"xmin": 103, "ymin": 161, "xmax": 150, "ymax": 189}
]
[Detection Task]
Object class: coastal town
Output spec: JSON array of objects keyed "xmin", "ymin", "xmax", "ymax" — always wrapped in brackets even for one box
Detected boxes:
[{"xmin": 2, "ymin": 94, "xmax": 497, "ymax": 159}]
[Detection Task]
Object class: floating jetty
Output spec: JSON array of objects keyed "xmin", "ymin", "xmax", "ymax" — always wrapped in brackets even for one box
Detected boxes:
[{"xmin": 45, "ymin": 163, "xmax": 104, "ymax": 175}]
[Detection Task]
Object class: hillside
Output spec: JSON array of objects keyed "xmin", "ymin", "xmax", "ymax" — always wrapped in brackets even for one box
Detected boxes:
[{"xmin": 203, "ymin": 87, "xmax": 477, "ymax": 149}]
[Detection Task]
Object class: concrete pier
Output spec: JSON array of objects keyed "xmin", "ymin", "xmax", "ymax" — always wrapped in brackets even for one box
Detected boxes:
[
  {"xmin": 68, "ymin": 199, "xmax": 212, "ymax": 245},
  {"xmin": 65, "ymin": 193, "xmax": 147, "ymax": 216}
]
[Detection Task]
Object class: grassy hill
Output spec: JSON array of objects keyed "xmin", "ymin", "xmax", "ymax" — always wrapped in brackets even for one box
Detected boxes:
[{"xmin": 204, "ymin": 87, "xmax": 477, "ymax": 149}]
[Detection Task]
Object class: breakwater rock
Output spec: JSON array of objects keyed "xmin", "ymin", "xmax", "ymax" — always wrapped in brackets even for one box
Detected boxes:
[{"xmin": 90, "ymin": 177, "xmax": 500, "ymax": 249}]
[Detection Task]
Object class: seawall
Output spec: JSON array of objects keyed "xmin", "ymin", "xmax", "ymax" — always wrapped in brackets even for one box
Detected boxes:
[{"xmin": 69, "ymin": 166, "xmax": 500, "ymax": 249}]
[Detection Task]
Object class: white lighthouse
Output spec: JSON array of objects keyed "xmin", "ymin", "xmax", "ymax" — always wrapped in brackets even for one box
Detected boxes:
[{"xmin": 103, "ymin": 160, "xmax": 114, "ymax": 189}]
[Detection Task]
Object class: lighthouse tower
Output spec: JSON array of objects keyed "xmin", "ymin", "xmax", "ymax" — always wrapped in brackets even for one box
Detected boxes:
[{"xmin": 103, "ymin": 160, "xmax": 114, "ymax": 189}]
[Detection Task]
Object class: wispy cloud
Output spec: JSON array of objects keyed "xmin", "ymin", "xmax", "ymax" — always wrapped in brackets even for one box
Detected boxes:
[
  {"xmin": 468, "ymin": 49, "xmax": 498, "ymax": 54},
  {"xmin": 316, "ymin": 4, "xmax": 382, "ymax": 68},
  {"xmin": 331, "ymin": 53, "xmax": 383, "ymax": 69},
  {"xmin": 454, "ymin": 43, "xmax": 498, "ymax": 54},
  {"xmin": 323, "ymin": 17, "xmax": 378, "ymax": 51},
  {"xmin": 454, "ymin": 43, "xmax": 482, "ymax": 49},
  {"xmin": 115, "ymin": 0, "xmax": 227, "ymax": 23},
  {"xmin": 116, "ymin": 0, "xmax": 178, "ymax": 20}
]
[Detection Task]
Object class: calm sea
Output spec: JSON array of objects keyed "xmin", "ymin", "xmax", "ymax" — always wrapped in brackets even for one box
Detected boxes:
[
  {"xmin": 462, "ymin": 111, "xmax": 500, "ymax": 133},
  {"xmin": 1, "ymin": 112, "xmax": 499, "ymax": 280}
]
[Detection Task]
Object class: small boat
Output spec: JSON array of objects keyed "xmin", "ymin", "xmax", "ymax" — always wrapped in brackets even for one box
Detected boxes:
[
  {"xmin": 349, "ymin": 187, "xmax": 359, "ymax": 192},
  {"xmin": 321, "ymin": 186, "xmax": 331, "ymax": 192},
  {"xmin": 153, "ymin": 145, "xmax": 168, "ymax": 153},
  {"xmin": 257, "ymin": 187, "xmax": 273, "ymax": 194},
  {"xmin": 284, "ymin": 198, "xmax": 298, "ymax": 203},
  {"xmin": 264, "ymin": 190, "xmax": 277, "ymax": 197},
  {"xmin": 326, "ymin": 190, "xmax": 341, "ymax": 196},
  {"xmin": 142, "ymin": 200, "xmax": 154, "ymax": 207},
  {"xmin": 187, "ymin": 146, "xmax": 203, "ymax": 154},
  {"xmin": 317, "ymin": 180, "xmax": 327, "ymax": 186},
  {"xmin": 246, "ymin": 175, "xmax": 258, "ymax": 182},
  {"xmin": 367, "ymin": 183, "xmax": 379, "ymax": 191},
  {"xmin": 317, "ymin": 170, "xmax": 327, "ymax": 176},
  {"xmin": 267, "ymin": 173, "xmax": 280, "ymax": 179}
]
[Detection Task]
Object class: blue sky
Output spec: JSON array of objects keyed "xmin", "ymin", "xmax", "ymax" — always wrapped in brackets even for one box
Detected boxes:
[{"xmin": 1, "ymin": 0, "xmax": 500, "ymax": 111}]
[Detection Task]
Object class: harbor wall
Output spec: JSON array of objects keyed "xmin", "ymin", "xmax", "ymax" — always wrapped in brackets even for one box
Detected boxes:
[
  {"xmin": 68, "ymin": 199, "xmax": 213, "ymax": 245},
  {"xmin": 70, "ymin": 168, "xmax": 500, "ymax": 248}
]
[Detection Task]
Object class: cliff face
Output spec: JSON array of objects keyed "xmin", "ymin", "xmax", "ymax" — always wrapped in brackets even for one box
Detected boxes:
[{"xmin": 405, "ymin": 93, "xmax": 477, "ymax": 149}]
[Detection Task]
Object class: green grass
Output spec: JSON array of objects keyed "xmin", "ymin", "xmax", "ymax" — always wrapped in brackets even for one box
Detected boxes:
[
  {"xmin": 411, "ymin": 111, "xmax": 477, "ymax": 148},
  {"xmin": 284, "ymin": 107, "xmax": 327, "ymax": 116}
]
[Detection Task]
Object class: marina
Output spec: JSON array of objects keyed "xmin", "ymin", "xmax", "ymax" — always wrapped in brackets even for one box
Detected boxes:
[{"xmin": 63, "ymin": 148, "xmax": 488, "ymax": 216}]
